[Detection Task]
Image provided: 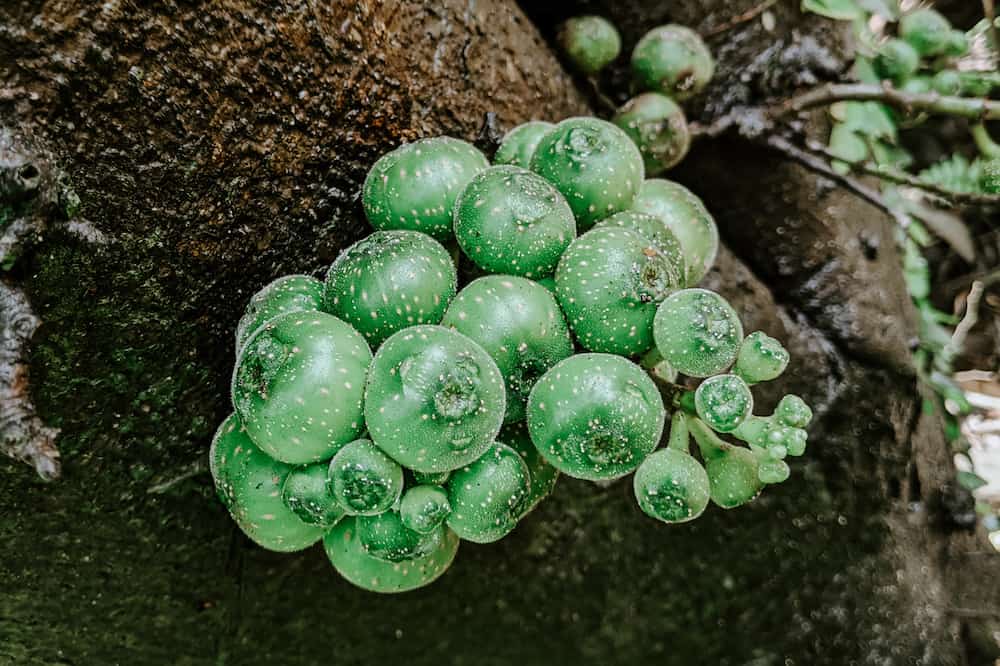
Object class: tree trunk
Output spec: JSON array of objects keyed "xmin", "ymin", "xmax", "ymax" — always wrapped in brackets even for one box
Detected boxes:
[{"xmin": 1, "ymin": 1, "xmax": 994, "ymax": 664}]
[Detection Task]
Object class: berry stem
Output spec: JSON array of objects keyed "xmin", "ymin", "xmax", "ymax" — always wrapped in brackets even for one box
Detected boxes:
[
  {"xmin": 686, "ymin": 414, "xmax": 732, "ymax": 461},
  {"xmin": 776, "ymin": 82, "xmax": 1000, "ymax": 121},
  {"xmin": 971, "ymin": 123, "xmax": 1000, "ymax": 159},
  {"xmin": 667, "ymin": 411, "xmax": 690, "ymax": 453}
]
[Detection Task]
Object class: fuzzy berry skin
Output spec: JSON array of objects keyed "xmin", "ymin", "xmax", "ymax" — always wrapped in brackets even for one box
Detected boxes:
[
  {"xmin": 232, "ymin": 311, "xmax": 371, "ymax": 464},
  {"xmin": 494, "ymin": 121, "xmax": 556, "ymax": 169},
  {"xmin": 555, "ymin": 226, "xmax": 680, "ymax": 356},
  {"xmin": 557, "ymin": 15, "xmax": 621, "ymax": 76},
  {"xmin": 454, "ymin": 165, "xmax": 577, "ymax": 279},
  {"xmin": 446, "ymin": 442, "xmax": 530, "ymax": 543},
  {"xmin": 323, "ymin": 517, "xmax": 459, "ymax": 594},
  {"xmin": 281, "ymin": 462, "xmax": 346, "ymax": 527},
  {"xmin": 631, "ymin": 25, "xmax": 714, "ymax": 100},
  {"xmin": 210, "ymin": 414, "xmax": 325, "ymax": 552},
  {"xmin": 705, "ymin": 446, "xmax": 762, "ymax": 509},
  {"xmin": 593, "ymin": 210, "xmax": 685, "ymax": 284},
  {"xmin": 527, "ymin": 353, "xmax": 665, "ymax": 481},
  {"xmin": 324, "ymin": 230, "xmax": 457, "ymax": 347},
  {"xmin": 441, "ymin": 276, "xmax": 574, "ymax": 423},
  {"xmin": 631, "ymin": 178, "xmax": 718, "ymax": 285},
  {"xmin": 899, "ymin": 8, "xmax": 953, "ymax": 57},
  {"xmin": 653, "ymin": 289, "xmax": 743, "ymax": 378},
  {"xmin": 235, "ymin": 275, "xmax": 325, "ymax": 354},
  {"xmin": 633, "ymin": 448, "xmax": 710, "ymax": 523},
  {"xmin": 530, "ymin": 117, "xmax": 644, "ymax": 230},
  {"xmin": 873, "ymin": 39, "xmax": 920, "ymax": 85},
  {"xmin": 356, "ymin": 510, "xmax": 446, "ymax": 562},
  {"xmin": 363, "ymin": 137, "xmax": 489, "ymax": 241},
  {"xmin": 734, "ymin": 331, "xmax": 789, "ymax": 384},
  {"xmin": 328, "ymin": 438, "xmax": 404, "ymax": 516},
  {"xmin": 496, "ymin": 421, "xmax": 559, "ymax": 517},
  {"xmin": 364, "ymin": 325, "xmax": 506, "ymax": 473},
  {"xmin": 399, "ymin": 485, "xmax": 452, "ymax": 534},
  {"xmin": 695, "ymin": 374, "xmax": 753, "ymax": 433},
  {"xmin": 612, "ymin": 93, "xmax": 690, "ymax": 175}
]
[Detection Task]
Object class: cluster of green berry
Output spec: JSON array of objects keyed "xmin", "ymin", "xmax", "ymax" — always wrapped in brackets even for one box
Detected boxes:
[{"xmin": 210, "ymin": 23, "xmax": 812, "ymax": 594}]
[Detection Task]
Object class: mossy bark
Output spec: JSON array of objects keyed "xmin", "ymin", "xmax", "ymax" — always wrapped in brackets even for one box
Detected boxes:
[{"xmin": 0, "ymin": 1, "xmax": 994, "ymax": 664}]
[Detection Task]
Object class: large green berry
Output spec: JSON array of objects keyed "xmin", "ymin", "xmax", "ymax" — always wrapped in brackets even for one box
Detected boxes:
[
  {"xmin": 734, "ymin": 331, "xmax": 789, "ymax": 384},
  {"xmin": 496, "ymin": 422, "xmax": 559, "ymax": 516},
  {"xmin": 356, "ymin": 510, "xmax": 445, "ymax": 561},
  {"xmin": 558, "ymin": 15, "xmax": 621, "ymax": 76},
  {"xmin": 899, "ymin": 9, "xmax": 953, "ymax": 57},
  {"xmin": 232, "ymin": 311, "xmax": 371, "ymax": 464},
  {"xmin": 633, "ymin": 448, "xmax": 710, "ymax": 523},
  {"xmin": 705, "ymin": 446, "xmax": 762, "ymax": 509},
  {"xmin": 631, "ymin": 179, "xmax": 718, "ymax": 285},
  {"xmin": 364, "ymin": 325, "xmax": 506, "ymax": 473},
  {"xmin": 363, "ymin": 137, "xmax": 489, "ymax": 241},
  {"xmin": 694, "ymin": 374, "xmax": 753, "ymax": 433},
  {"xmin": 594, "ymin": 210, "xmax": 686, "ymax": 282},
  {"xmin": 981, "ymin": 159, "xmax": 1000, "ymax": 194},
  {"xmin": 446, "ymin": 443, "xmax": 530, "ymax": 543},
  {"xmin": 453, "ymin": 165, "xmax": 576, "ymax": 279},
  {"xmin": 555, "ymin": 226, "xmax": 681, "ymax": 356},
  {"xmin": 631, "ymin": 25, "xmax": 714, "ymax": 100},
  {"xmin": 235, "ymin": 275, "xmax": 325, "ymax": 354},
  {"xmin": 324, "ymin": 517, "xmax": 459, "ymax": 593},
  {"xmin": 612, "ymin": 93, "xmax": 690, "ymax": 175},
  {"xmin": 441, "ymin": 276, "xmax": 574, "ymax": 423},
  {"xmin": 210, "ymin": 414, "xmax": 325, "ymax": 551},
  {"xmin": 527, "ymin": 353, "xmax": 665, "ymax": 481},
  {"xmin": 324, "ymin": 230, "xmax": 457, "ymax": 347},
  {"xmin": 328, "ymin": 438, "xmax": 404, "ymax": 516},
  {"xmin": 494, "ymin": 121, "xmax": 555, "ymax": 169},
  {"xmin": 653, "ymin": 288, "xmax": 744, "ymax": 377},
  {"xmin": 281, "ymin": 463, "xmax": 346, "ymax": 527},
  {"xmin": 399, "ymin": 485, "xmax": 452, "ymax": 534},
  {"xmin": 530, "ymin": 117, "xmax": 644, "ymax": 230},
  {"xmin": 873, "ymin": 39, "xmax": 920, "ymax": 84}
]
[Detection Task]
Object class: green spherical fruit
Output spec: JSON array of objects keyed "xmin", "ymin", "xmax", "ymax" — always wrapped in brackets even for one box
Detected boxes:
[
  {"xmin": 453, "ymin": 165, "xmax": 576, "ymax": 279},
  {"xmin": 324, "ymin": 517, "xmax": 459, "ymax": 593},
  {"xmin": 399, "ymin": 485, "xmax": 452, "ymax": 534},
  {"xmin": 653, "ymin": 288, "xmax": 743, "ymax": 377},
  {"xmin": 363, "ymin": 137, "xmax": 489, "ymax": 241},
  {"xmin": 235, "ymin": 275, "xmax": 325, "ymax": 354},
  {"xmin": 496, "ymin": 421, "xmax": 559, "ymax": 516},
  {"xmin": 900, "ymin": 9, "xmax": 953, "ymax": 57},
  {"xmin": 631, "ymin": 25, "xmax": 714, "ymax": 100},
  {"xmin": 931, "ymin": 70, "xmax": 962, "ymax": 95},
  {"xmin": 873, "ymin": 39, "xmax": 920, "ymax": 84},
  {"xmin": 324, "ymin": 230, "xmax": 457, "ymax": 347},
  {"xmin": 494, "ymin": 121, "xmax": 556, "ymax": 169},
  {"xmin": 694, "ymin": 374, "xmax": 753, "ymax": 433},
  {"xmin": 441, "ymin": 276, "xmax": 574, "ymax": 423},
  {"xmin": 328, "ymin": 438, "xmax": 404, "ymax": 516},
  {"xmin": 446, "ymin": 443, "xmax": 531, "ymax": 543},
  {"xmin": 942, "ymin": 30, "xmax": 969, "ymax": 57},
  {"xmin": 558, "ymin": 15, "xmax": 622, "ymax": 76},
  {"xmin": 706, "ymin": 447, "xmax": 762, "ymax": 509},
  {"xmin": 412, "ymin": 469, "xmax": 451, "ymax": 485},
  {"xmin": 734, "ymin": 330, "xmax": 790, "ymax": 384},
  {"xmin": 981, "ymin": 159, "xmax": 1000, "ymax": 195},
  {"xmin": 527, "ymin": 353, "xmax": 665, "ymax": 480},
  {"xmin": 210, "ymin": 414, "xmax": 325, "ymax": 551},
  {"xmin": 612, "ymin": 93, "xmax": 690, "ymax": 175},
  {"xmin": 631, "ymin": 179, "xmax": 718, "ymax": 285},
  {"xmin": 555, "ymin": 226, "xmax": 680, "ymax": 356},
  {"xmin": 281, "ymin": 463, "xmax": 346, "ymax": 527},
  {"xmin": 536, "ymin": 275, "xmax": 557, "ymax": 294},
  {"xmin": 530, "ymin": 117, "xmax": 644, "ymax": 230},
  {"xmin": 364, "ymin": 325, "xmax": 506, "ymax": 473},
  {"xmin": 901, "ymin": 76, "xmax": 933, "ymax": 94},
  {"xmin": 633, "ymin": 448, "xmax": 710, "ymax": 523},
  {"xmin": 356, "ymin": 510, "xmax": 445, "ymax": 561},
  {"xmin": 232, "ymin": 311, "xmax": 371, "ymax": 464},
  {"xmin": 594, "ymin": 210, "xmax": 686, "ymax": 279}
]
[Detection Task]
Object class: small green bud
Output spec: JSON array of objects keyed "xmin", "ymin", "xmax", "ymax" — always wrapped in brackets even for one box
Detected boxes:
[{"xmin": 558, "ymin": 15, "xmax": 622, "ymax": 76}]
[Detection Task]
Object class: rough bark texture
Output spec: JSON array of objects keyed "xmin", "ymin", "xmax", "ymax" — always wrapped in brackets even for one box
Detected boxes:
[{"xmin": 1, "ymin": 1, "xmax": 995, "ymax": 664}]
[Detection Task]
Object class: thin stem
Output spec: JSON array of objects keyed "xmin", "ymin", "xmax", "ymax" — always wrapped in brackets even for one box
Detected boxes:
[
  {"xmin": 971, "ymin": 123, "xmax": 1000, "ymax": 159},
  {"xmin": 686, "ymin": 414, "xmax": 731, "ymax": 460},
  {"xmin": 667, "ymin": 411, "xmax": 690, "ymax": 452},
  {"xmin": 940, "ymin": 281, "xmax": 985, "ymax": 366},
  {"xmin": 703, "ymin": 0, "xmax": 781, "ymax": 38},
  {"xmin": 776, "ymin": 82, "xmax": 1000, "ymax": 121}
]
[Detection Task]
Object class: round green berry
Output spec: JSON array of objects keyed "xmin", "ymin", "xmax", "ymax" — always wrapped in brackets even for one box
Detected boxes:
[
  {"xmin": 324, "ymin": 230, "xmax": 457, "ymax": 347},
  {"xmin": 232, "ymin": 311, "xmax": 371, "ymax": 464},
  {"xmin": 694, "ymin": 374, "xmax": 753, "ymax": 433},
  {"xmin": 981, "ymin": 159, "xmax": 1000, "ymax": 195},
  {"xmin": 363, "ymin": 136, "xmax": 489, "ymax": 241},
  {"xmin": 210, "ymin": 414, "xmax": 325, "ymax": 551},
  {"xmin": 399, "ymin": 485, "xmax": 452, "ymax": 534},
  {"xmin": 631, "ymin": 25, "xmax": 714, "ymax": 100},
  {"xmin": 734, "ymin": 331, "xmax": 790, "ymax": 384},
  {"xmin": 364, "ymin": 325, "xmax": 506, "ymax": 473},
  {"xmin": 775, "ymin": 394, "xmax": 813, "ymax": 430},
  {"xmin": 412, "ymin": 469, "xmax": 451, "ymax": 486},
  {"xmin": 931, "ymin": 70, "xmax": 962, "ymax": 95},
  {"xmin": 494, "ymin": 121, "xmax": 555, "ymax": 169},
  {"xmin": 899, "ymin": 9, "xmax": 953, "ymax": 57},
  {"xmin": 633, "ymin": 448, "xmax": 710, "ymax": 523},
  {"xmin": 594, "ymin": 210, "xmax": 686, "ymax": 281},
  {"xmin": 356, "ymin": 510, "xmax": 445, "ymax": 561},
  {"xmin": 281, "ymin": 462, "xmax": 346, "ymax": 527},
  {"xmin": 536, "ymin": 276, "xmax": 557, "ymax": 294},
  {"xmin": 556, "ymin": 226, "xmax": 681, "ymax": 356},
  {"xmin": 942, "ymin": 30, "xmax": 969, "ymax": 57},
  {"xmin": 705, "ymin": 446, "xmax": 762, "ymax": 509},
  {"xmin": 453, "ymin": 165, "xmax": 576, "ymax": 279},
  {"xmin": 653, "ymin": 288, "xmax": 744, "ymax": 378},
  {"xmin": 441, "ymin": 276, "xmax": 574, "ymax": 423},
  {"xmin": 446, "ymin": 442, "xmax": 530, "ymax": 543},
  {"xmin": 530, "ymin": 117, "xmax": 644, "ymax": 230},
  {"xmin": 631, "ymin": 179, "xmax": 718, "ymax": 285},
  {"xmin": 324, "ymin": 517, "xmax": 459, "ymax": 593},
  {"xmin": 558, "ymin": 15, "xmax": 621, "ymax": 76},
  {"xmin": 328, "ymin": 438, "xmax": 404, "ymax": 516},
  {"xmin": 612, "ymin": 93, "xmax": 690, "ymax": 175},
  {"xmin": 235, "ymin": 275, "xmax": 325, "ymax": 354},
  {"xmin": 527, "ymin": 353, "xmax": 665, "ymax": 481},
  {"xmin": 496, "ymin": 422, "xmax": 559, "ymax": 517},
  {"xmin": 873, "ymin": 39, "xmax": 920, "ymax": 84}
]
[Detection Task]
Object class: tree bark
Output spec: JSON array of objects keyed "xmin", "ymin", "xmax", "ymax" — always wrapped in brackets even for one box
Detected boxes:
[{"xmin": 0, "ymin": 1, "xmax": 995, "ymax": 664}]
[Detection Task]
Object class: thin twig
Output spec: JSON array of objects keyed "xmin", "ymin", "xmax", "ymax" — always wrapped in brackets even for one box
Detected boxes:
[
  {"xmin": 943, "ymin": 281, "xmax": 986, "ymax": 363},
  {"xmin": 703, "ymin": 0, "xmax": 782, "ymax": 38},
  {"xmin": 984, "ymin": 0, "xmax": 999, "ymax": 70},
  {"xmin": 776, "ymin": 82, "xmax": 1000, "ymax": 121},
  {"xmin": 147, "ymin": 457, "xmax": 208, "ymax": 494}
]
